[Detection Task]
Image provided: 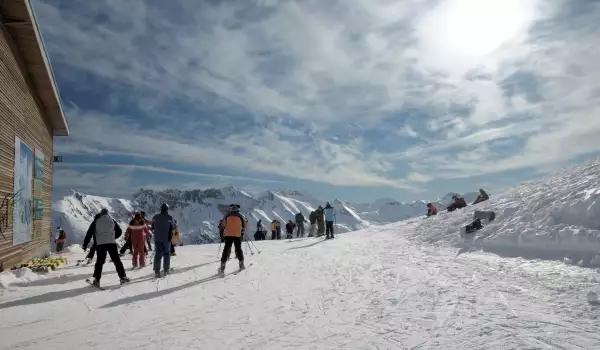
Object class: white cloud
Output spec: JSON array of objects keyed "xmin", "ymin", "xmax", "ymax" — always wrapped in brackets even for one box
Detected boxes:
[
  {"xmin": 399, "ymin": 124, "xmax": 419, "ymax": 138},
  {"xmin": 59, "ymin": 162, "xmax": 282, "ymax": 184},
  {"xmin": 36, "ymin": 0, "xmax": 600, "ymax": 191},
  {"xmin": 53, "ymin": 168, "xmax": 135, "ymax": 198}
]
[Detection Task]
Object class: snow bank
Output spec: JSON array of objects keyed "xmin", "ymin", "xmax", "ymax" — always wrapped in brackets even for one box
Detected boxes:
[
  {"xmin": 0, "ymin": 268, "xmax": 46, "ymax": 290},
  {"xmin": 411, "ymin": 157, "xmax": 600, "ymax": 265},
  {"xmin": 65, "ymin": 244, "xmax": 84, "ymax": 254}
]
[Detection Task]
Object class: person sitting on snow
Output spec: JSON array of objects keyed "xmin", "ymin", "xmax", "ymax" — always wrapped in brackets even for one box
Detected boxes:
[
  {"xmin": 447, "ymin": 195, "xmax": 467, "ymax": 212},
  {"xmin": 426, "ymin": 203, "xmax": 437, "ymax": 217},
  {"xmin": 472, "ymin": 189, "xmax": 490, "ymax": 205}
]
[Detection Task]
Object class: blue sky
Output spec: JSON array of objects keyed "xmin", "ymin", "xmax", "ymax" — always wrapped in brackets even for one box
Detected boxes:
[{"xmin": 34, "ymin": 0, "xmax": 600, "ymax": 203}]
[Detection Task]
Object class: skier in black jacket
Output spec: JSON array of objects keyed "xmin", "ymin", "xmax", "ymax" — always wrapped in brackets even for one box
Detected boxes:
[{"xmin": 84, "ymin": 208, "xmax": 130, "ymax": 287}]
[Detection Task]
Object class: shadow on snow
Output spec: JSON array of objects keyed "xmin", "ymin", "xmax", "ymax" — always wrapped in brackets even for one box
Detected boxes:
[
  {"xmin": 286, "ymin": 238, "xmax": 328, "ymax": 250},
  {"xmin": 0, "ymin": 260, "xmax": 220, "ymax": 310}
]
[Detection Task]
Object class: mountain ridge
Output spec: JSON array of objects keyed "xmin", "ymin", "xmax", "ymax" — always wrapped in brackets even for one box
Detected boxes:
[{"xmin": 52, "ymin": 186, "xmax": 482, "ymax": 249}]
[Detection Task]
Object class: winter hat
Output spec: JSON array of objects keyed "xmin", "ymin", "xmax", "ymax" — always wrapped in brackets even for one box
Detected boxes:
[{"xmin": 100, "ymin": 208, "xmax": 109, "ymax": 215}]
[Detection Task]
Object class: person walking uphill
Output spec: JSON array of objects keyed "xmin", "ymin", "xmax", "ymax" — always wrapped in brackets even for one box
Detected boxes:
[
  {"xmin": 152, "ymin": 203, "xmax": 175, "ymax": 278},
  {"xmin": 84, "ymin": 208, "xmax": 130, "ymax": 287},
  {"xmin": 218, "ymin": 204, "xmax": 246, "ymax": 275},
  {"xmin": 324, "ymin": 202, "xmax": 335, "ymax": 239}
]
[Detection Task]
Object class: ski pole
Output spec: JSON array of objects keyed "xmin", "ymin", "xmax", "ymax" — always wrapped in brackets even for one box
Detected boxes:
[
  {"xmin": 244, "ymin": 231, "xmax": 261, "ymax": 254},
  {"xmin": 248, "ymin": 237, "xmax": 261, "ymax": 254},
  {"xmin": 243, "ymin": 231, "xmax": 255, "ymax": 255}
]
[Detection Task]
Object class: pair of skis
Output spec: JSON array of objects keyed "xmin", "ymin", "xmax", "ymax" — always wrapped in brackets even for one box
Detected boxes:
[{"xmin": 218, "ymin": 262, "xmax": 253, "ymax": 278}]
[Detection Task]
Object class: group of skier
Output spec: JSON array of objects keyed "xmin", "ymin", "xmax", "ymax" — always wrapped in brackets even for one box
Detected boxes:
[
  {"xmin": 69, "ymin": 200, "xmax": 339, "ymax": 285},
  {"xmin": 250, "ymin": 202, "xmax": 337, "ymax": 240},
  {"xmin": 426, "ymin": 189, "xmax": 490, "ymax": 217},
  {"xmin": 81, "ymin": 203, "xmax": 180, "ymax": 287}
]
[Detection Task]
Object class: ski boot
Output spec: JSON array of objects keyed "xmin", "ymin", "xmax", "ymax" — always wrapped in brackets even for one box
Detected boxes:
[
  {"xmin": 218, "ymin": 262, "xmax": 226, "ymax": 276},
  {"xmin": 131, "ymin": 264, "xmax": 138, "ymax": 271},
  {"xmin": 163, "ymin": 269, "xmax": 170, "ymax": 276},
  {"xmin": 92, "ymin": 278, "xmax": 101, "ymax": 288},
  {"xmin": 239, "ymin": 260, "xmax": 245, "ymax": 271},
  {"xmin": 120, "ymin": 277, "xmax": 131, "ymax": 284},
  {"xmin": 154, "ymin": 271, "xmax": 161, "ymax": 278}
]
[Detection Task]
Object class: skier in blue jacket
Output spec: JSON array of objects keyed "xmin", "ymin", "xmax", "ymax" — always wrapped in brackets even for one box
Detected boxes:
[
  {"xmin": 324, "ymin": 202, "xmax": 335, "ymax": 239},
  {"xmin": 152, "ymin": 203, "xmax": 175, "ymax": 278}
]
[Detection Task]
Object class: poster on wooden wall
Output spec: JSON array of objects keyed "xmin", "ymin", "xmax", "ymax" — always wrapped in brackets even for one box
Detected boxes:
[
  {"xmin": 33, "ymin": 150, "xmax": 45, "ymax": 239},
  {"xmin": 12, "ymin": 137, "xmax": 33, "ymax": 246}
]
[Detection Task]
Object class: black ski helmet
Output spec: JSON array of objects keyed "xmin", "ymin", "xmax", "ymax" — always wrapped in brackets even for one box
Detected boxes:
[
  {"xmin": 160, "ymin": 203, "xmax": 169, "ymax": 213},
  {"xmin": 100, "ymin": 208, "xmax": 108, "ymax": 215}
]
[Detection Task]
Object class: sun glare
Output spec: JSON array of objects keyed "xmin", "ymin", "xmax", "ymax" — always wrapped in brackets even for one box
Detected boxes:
[{"xmin": 418, "ymin": 0, "xmax": 537, "ymax": 58}]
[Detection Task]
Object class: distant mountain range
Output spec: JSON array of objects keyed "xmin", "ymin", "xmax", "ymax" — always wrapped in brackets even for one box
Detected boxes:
[{"xmin": 51, "ymin": 186, "xmax": 480, "ymax": 248}]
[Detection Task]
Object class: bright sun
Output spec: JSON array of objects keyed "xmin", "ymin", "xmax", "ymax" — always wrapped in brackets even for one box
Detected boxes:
[{"xmin": 418, "ymin": 0, "xmax": 537, "ymax": 58}]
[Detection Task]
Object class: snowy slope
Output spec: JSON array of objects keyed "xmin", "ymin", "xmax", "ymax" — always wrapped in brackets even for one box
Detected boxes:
[
  {"xmin": 53, "ymin": 186, "xmax": 466, "ymax": 247},
  {"xmin": 409, "ymin": 157, "xmax": 600, "ymax": 266},
  {"xmin": 1, "ymin": 224, "xmax": 600, "ymax": 349},
  {"xmin": 52, "ymin": 191, "xmax": 134, "ymax": 249}
]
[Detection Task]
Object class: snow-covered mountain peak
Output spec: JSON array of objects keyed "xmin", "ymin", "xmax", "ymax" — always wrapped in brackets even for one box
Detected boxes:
[{"xmin": 53, "ymin": 184, "xmax": 489, "ymax": 249}]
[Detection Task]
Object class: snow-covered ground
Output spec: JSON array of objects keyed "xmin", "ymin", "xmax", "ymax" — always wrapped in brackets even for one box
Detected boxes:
[
  {"xmin": 5, "ymin": 158, "xmax": 600, "ymax": 349},
  {"xmin": 1, "ymin": 223, "xmax": 600, "ymax": 349},
  {"xmin": 410, "ymin": 158, "xmax": 600, "ymax": 266}
]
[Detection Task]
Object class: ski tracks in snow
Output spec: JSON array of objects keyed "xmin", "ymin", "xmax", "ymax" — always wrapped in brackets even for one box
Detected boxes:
[{"xmin": 2, "ymin": 230, "xmax": 600, "ymax": 349}]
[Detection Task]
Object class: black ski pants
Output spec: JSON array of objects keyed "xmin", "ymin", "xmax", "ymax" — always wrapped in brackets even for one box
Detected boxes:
[
  {"xmin": 221, "ymin": 236, "xmax": 243, "ymax": 263},
  {"xmin": 93, "ymin": 244, "xmax": 126, "ymax": 281},
  {"xmin": 296, "ymin": 223, "xmax": 304, "ymax": 237},
  {"xmin": 326, "ymin": 221, "xmax": 334, "ymax": 237}
]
